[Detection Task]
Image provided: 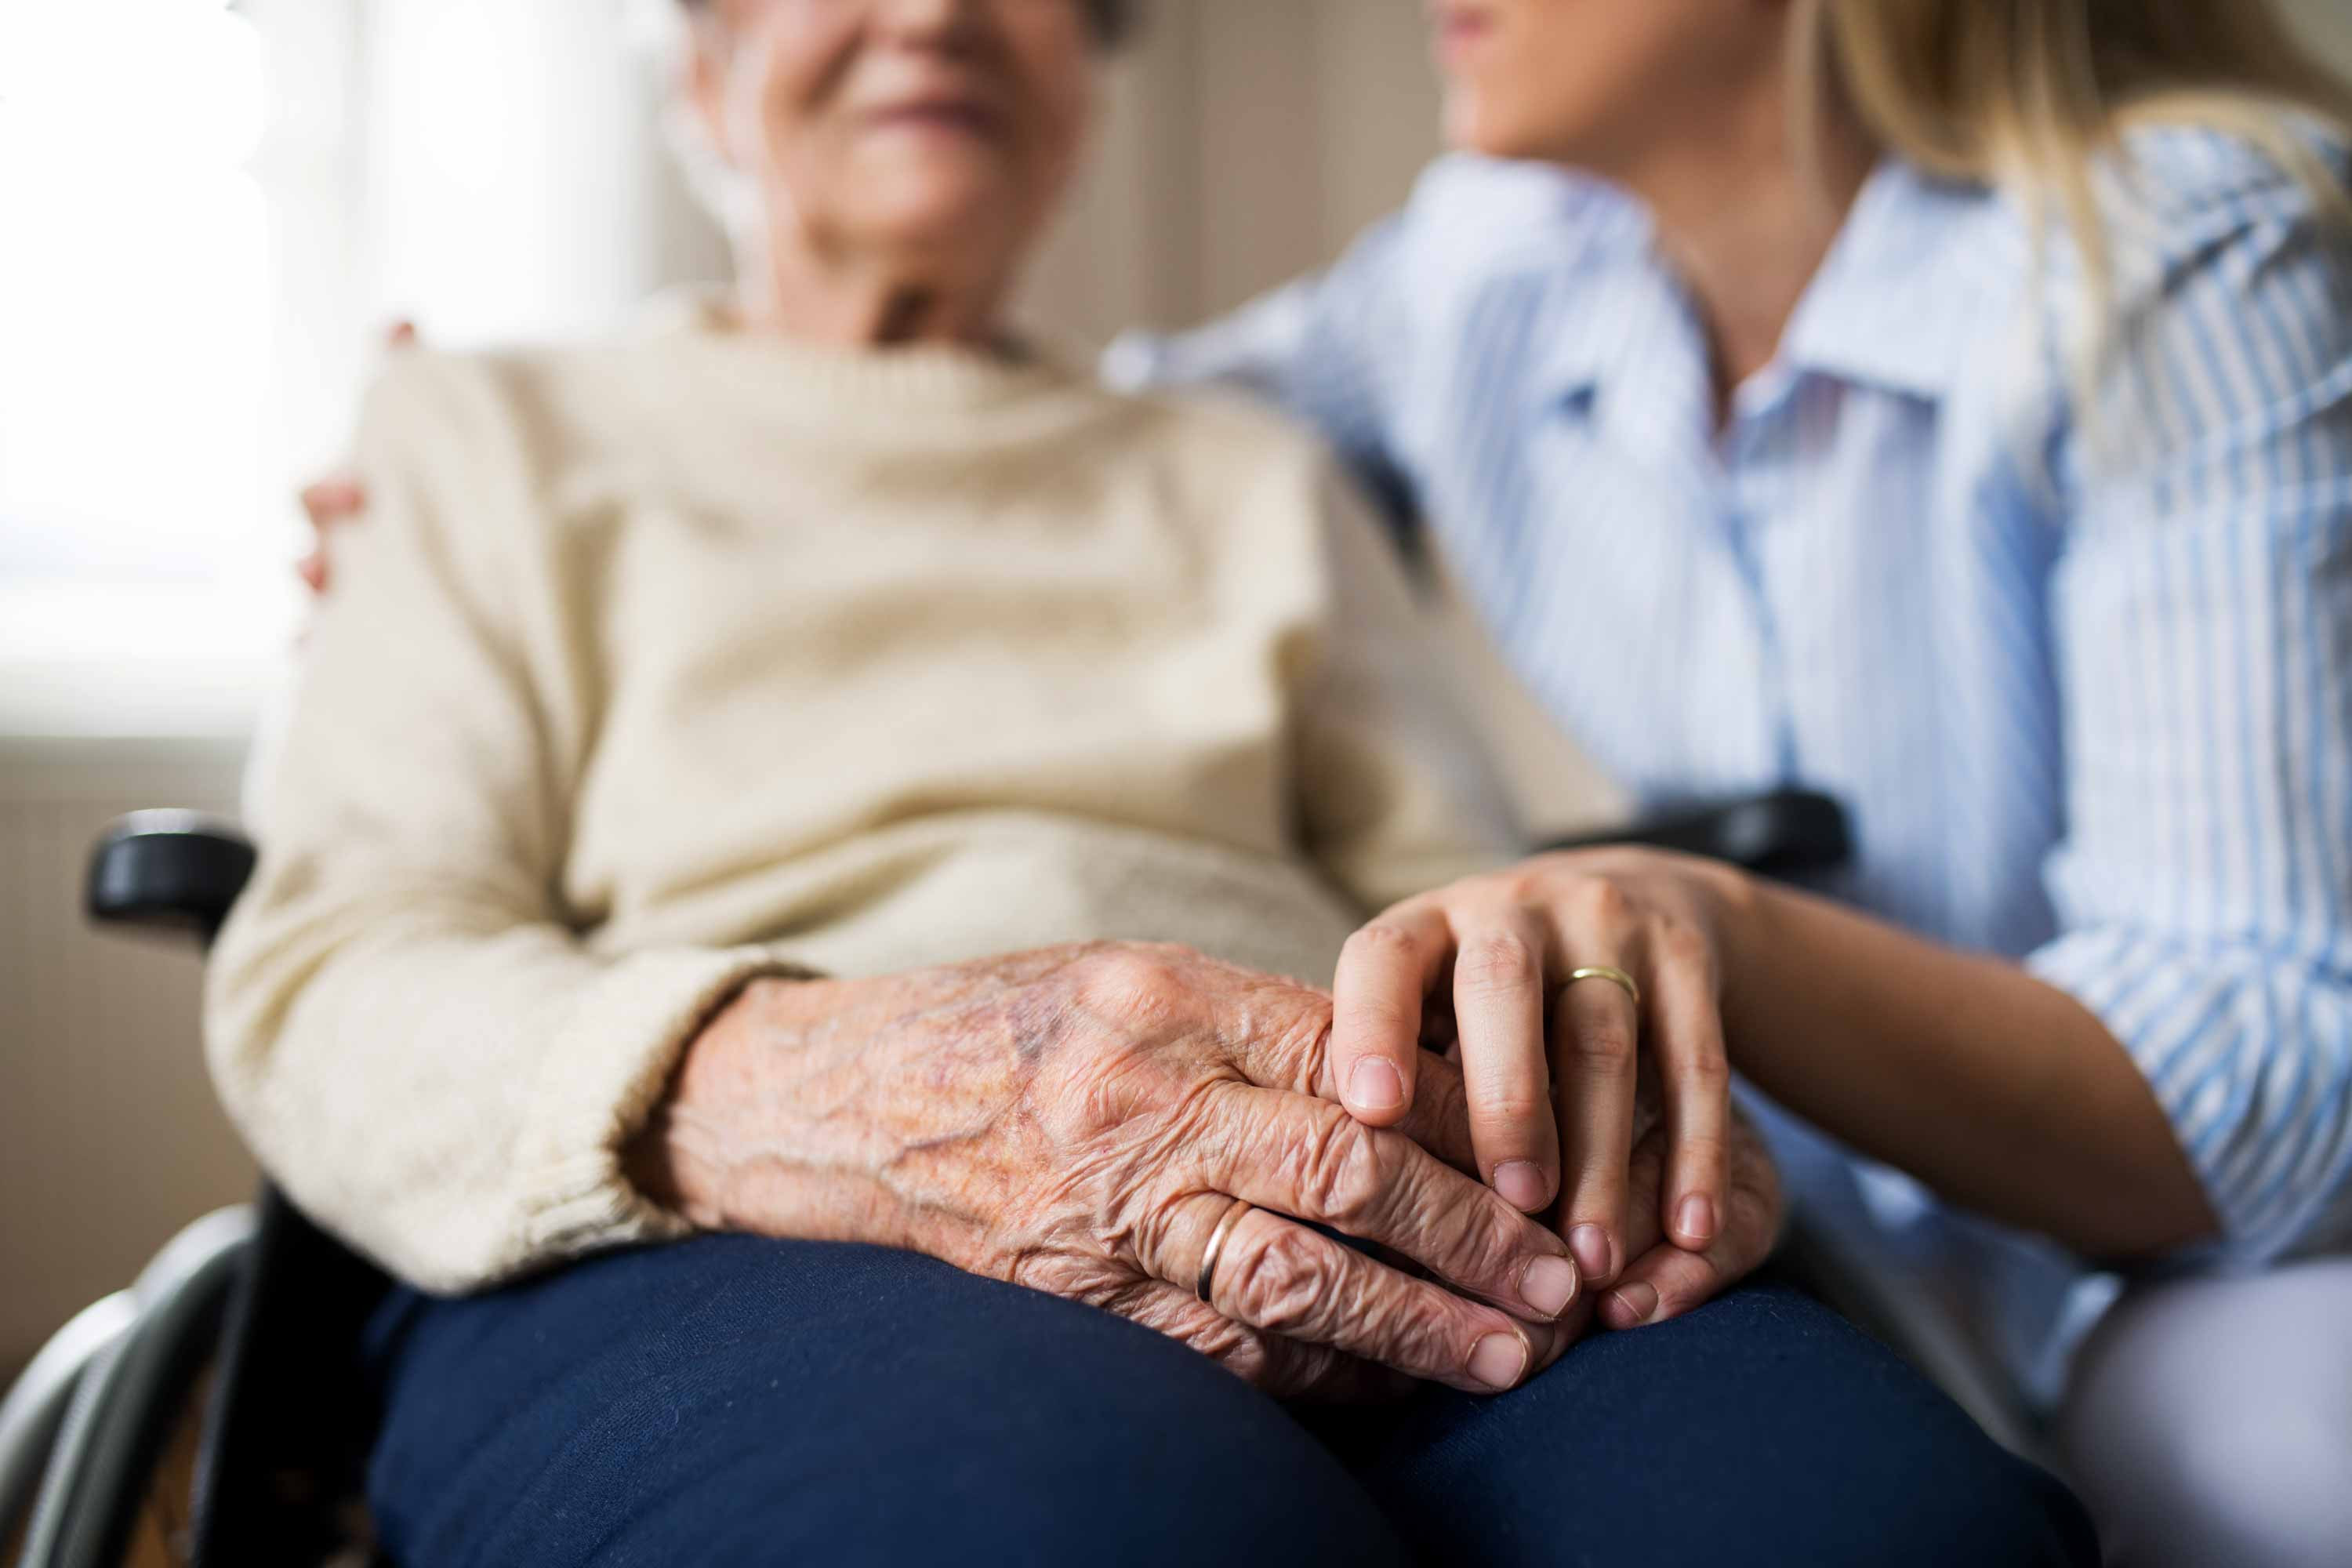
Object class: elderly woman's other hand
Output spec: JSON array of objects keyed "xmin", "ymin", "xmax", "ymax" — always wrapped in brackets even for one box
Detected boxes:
[
  {"xmin": 296, "ymin": 320, "xmax": 414, "ymax": 593},
  {"xmin": 1602, "ymin": 1094, "xmax": 1784, "ymax": 1331},
  {"xmin": 629, "ymin": 942, "xmax": 1587, "ymax": 1400}
]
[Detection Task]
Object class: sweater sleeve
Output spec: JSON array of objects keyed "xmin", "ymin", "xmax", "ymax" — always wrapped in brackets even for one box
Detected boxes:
[
  {"xmin": 205, "ymin": 354, "xmax": 800, "ymax": 1294},
  {"xmin": 1293, "ymin": 459, "xmax": 1526, "ymax": 912}
]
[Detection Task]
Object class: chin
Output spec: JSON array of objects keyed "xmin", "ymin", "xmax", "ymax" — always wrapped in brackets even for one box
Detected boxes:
[
  {"xmin": 854, "ymin": 151, "xmax": 1019, "ymax": 225},
  {"xmin": 862, "ymin": 184, "xmax": 1023, "ymax": 256},
  {"xmin": 1445, "ymin": 90, "xmax": 1600, "ymax": 166},
  {"xmin": 1441, "ymin": 89, "xmax": 1538, "ymax": 159}
]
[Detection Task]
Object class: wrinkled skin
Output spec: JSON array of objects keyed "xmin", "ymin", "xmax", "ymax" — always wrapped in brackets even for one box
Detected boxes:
[{"xmin": 632, "ymin": 941, "xmax": 1784, "ymax": 1400}]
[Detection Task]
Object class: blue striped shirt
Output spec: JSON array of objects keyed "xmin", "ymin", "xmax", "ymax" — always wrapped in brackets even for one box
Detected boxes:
[{"xmin": 1110, "ymin": 130, "xmax": 2352, "ymax": 1385}]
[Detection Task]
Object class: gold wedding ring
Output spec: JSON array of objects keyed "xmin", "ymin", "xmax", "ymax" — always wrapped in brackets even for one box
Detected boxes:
[
  {"xmin": 1194, "ymin": 1198, "xmax": 1254, "ymax": 1305},
  {"xmin": 1565, "ymin": 965, "xmax": 1641, "ymax": 1007}
]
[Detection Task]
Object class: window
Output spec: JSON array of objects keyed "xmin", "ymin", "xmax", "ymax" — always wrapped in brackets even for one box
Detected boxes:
[
  {"xmin": 0, "ymin": 0, "xmax": 363, "ymax": 729},
  {"xmin": 1, "ymin": 1, "xmax": 280, "ymax": 581},
  {"xmin": 0, "ymin": 0, "xmax": 705, "ymax": 732}
]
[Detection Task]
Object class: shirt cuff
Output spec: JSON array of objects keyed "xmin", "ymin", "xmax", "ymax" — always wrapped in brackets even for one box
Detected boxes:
[{"xmin": 2027, "ymin": 926, "xmax": 2352, "ymax": 1270}]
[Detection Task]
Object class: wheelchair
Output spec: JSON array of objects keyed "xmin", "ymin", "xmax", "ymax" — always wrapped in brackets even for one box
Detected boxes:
[{"xmin": 2, "ymin": 791, "xmax": 2042, "ymax": 1568}]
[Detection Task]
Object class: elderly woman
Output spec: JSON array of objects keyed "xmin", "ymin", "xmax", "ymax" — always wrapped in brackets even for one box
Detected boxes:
[{"xmin": 212, "ymin": 1, "xmax": 2092, "ymax": 1563}]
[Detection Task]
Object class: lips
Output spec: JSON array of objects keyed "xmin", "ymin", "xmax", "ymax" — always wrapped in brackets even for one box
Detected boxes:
[
  {"xmin": 865, "ymin": 97, "xmax": 1009, "ymax": 140},
  {"xmin": 1432, "ymin": 2, "xmax": 1497, "ymax": 61}
]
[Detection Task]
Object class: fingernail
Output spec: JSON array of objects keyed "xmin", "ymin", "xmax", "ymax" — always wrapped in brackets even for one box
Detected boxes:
[
  {"xmin": 1520, "ymin": 1254, "xmax": 1577, "ymax": 1319},
  {"xmin": 1569, "ymin": 1224, "xmax": 1614, "ymax": 1284},
  {"xmin": 1606, "ymin": 1281, "xmax": 1660, "ymax": 1327},
  {"xmin": 1348, "ymin": 1058, "xmax": 1404, "ymax": 1113},
  {"xmin": 1468, "ymin": 1333, "xmax": 1529, "ymax": 1391},
  {"xmin": 1494, "ymin": 1160, "xmax": 1549, "ymax": 1212},
  {"xmin": 1677, "ymin": 1194, "xmax": 1717, "ymax": 1243}
]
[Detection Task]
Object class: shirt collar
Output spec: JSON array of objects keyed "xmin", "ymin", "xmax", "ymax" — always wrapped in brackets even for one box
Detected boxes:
[
  {"xmin": 1521, "ymin": 200, "xmax": 1668, "ymax": 408},
  {"xmin": 1775, "ymin": 159, "xmax": 2000, "ymax": 403},
  {"xmin": 1515, "ymin": 158, "xmax": 2005, "ymax": 448},
  {"xmin": 1526, "ymin": 160, "xmax": 2004, "ymax": 409}
]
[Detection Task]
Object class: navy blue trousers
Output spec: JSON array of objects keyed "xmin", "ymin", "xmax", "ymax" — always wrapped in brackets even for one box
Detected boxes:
[{"xmin": 364, "ymin": 1235, "xmax": 2096, "ymax": 1566}]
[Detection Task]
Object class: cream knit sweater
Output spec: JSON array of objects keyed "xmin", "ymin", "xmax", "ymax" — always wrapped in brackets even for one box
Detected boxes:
[{"xmin": 205, "ymin": 314, "xmax": 1519, "ymax": 1293}]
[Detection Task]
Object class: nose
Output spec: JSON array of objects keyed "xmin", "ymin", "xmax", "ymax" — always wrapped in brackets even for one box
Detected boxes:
[{"xmin": 867, "ymin": 0, "xmax": 989, "ymax": 49}]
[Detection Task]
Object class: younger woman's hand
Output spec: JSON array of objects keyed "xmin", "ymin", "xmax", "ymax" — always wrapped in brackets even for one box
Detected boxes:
[{"xmin": 1330, "ymin": 848, "xmax": 1756, "ymax": 1292}]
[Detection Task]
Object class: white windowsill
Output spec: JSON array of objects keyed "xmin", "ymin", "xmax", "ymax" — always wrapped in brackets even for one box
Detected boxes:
[{"xmin": 0, "ymin": 580, "xmax": 292, "ymax": 741}]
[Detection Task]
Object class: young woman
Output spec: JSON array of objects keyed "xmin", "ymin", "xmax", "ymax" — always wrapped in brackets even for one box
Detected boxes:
[{"xmin": 1112, "ymin": 2, "xmax": 2352, "ymax": 1563}]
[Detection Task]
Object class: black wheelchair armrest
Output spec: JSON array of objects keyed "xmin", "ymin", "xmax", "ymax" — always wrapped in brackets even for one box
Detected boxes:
[
  {"xmin": 74, "ymin": 793, "xmax": 1847, "ymax": 952},
  {"xmin": 85, "ymin": 811, "xmax": 258, "ymax": 945},
  {"xmin": 1547, "ymin": 789, "xmax": 1851, "ymax": 878}
]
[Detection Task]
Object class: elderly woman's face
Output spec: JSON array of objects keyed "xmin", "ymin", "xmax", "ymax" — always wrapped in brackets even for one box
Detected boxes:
[{"xmin": 693, "ymin": 0, "xmax": 1095, "ymax": 261}]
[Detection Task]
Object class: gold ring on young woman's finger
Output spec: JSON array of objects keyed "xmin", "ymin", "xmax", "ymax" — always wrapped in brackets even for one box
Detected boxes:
[{"xmin": 1563, "ymin": 965, "xmax": 1641, "ymax": 1007}]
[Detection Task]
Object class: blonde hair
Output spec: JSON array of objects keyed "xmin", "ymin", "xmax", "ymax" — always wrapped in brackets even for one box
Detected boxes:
[{"xmin": 1796, "ymin": 0, "xmax": 2351, "ymax": 357}]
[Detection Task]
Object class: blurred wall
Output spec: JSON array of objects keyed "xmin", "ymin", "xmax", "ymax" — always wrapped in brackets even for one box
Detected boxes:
[
  {"xmin": 2283, "ymin": 0, "xmax": 2352, "ymax": 79},
  {"xmin": 0, "ymin": 742, "xmax": 252, "ymax": 1377},
  {"xmin": 1019, "ymin": 0, "xmax": 1443, "ymax": 341}
]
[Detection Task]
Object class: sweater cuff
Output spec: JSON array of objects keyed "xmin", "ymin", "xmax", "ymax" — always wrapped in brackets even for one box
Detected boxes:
[{"xmin": 514, "ymin": 946, "xmax": 813, "ymax": 1262}]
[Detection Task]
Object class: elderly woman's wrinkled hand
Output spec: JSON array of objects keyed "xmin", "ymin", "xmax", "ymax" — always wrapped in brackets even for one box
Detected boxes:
[
  {"xmin": 1604, "ymin": 1091, "xmax": 1785, "ymax": 1331},
  {"xmin": 629, "ymin": 942, "xmax": 1586, "ymax": 1400}
]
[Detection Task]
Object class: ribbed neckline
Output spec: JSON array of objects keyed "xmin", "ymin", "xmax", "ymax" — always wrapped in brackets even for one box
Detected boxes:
[{"xmin": 634, "ymin": 287, "xmax": 1093, "ymax": 434}]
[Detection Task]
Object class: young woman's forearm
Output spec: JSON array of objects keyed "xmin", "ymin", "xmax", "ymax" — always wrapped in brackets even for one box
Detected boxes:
[{"xmin": 1721, "ymin": 879, "xmax": 2219, "ymax": 1261}]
